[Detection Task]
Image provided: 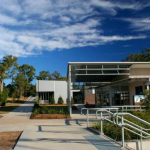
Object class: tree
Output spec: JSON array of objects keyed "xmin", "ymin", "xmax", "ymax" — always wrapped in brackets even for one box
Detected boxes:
[
  {"xmin": 0, "ymin": 55, "xmax": 17, "ymax": 91},
  {"xmin": 52, "ymin": 71, "xmax": 61, "ymax": 80},
  {"xmin": 6, "ymin": 62, "xmax": 19, "ymax": 85},
  {"xmin": 123, "ymin": 48, "xmax": 150, "ymax": 62},
  {"xmin": 37, "ymin": 71, "xmax": 52, "ymax": 80},
  {"xmin": 59, "ymin": 76, "xmax": 67, "ymax": 81},
  {"xmin": 27, "ymin": 84, "xmax": 36, "ymax": 97},
  {"xmin": 141, "ymin": 90, "xmax": 150, "ymax": 111},
  {"xmin": 15, "ymin": 74, "xmax": 26, "ymax": 97},
  {"xmin": 18, "ymin": 64, "xmax": 36, "ymax": 97}
]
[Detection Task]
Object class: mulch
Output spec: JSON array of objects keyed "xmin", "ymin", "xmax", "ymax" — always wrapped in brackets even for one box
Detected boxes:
[
  {"xmin": 30, "ymin": 113, "xmax": 71, "ymax": 119},
  {"xmin": 0, "ymin": 131, "xmax": 22, "ymax": 150}
]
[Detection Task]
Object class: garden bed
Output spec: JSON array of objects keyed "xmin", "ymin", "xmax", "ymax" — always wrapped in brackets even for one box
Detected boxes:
[
  {"xmin": 30, "ymin": 113, "xmax": 71, "ymax": 119},
  {"xmin": 31, "ymin": 104, "xmax": 71, "ymax": 119},
  {"xmin": 92, "ymin": 111, "xmax": 150, "ymax": 141},
  {"xmin": 0, "ymin": 131, "xmax": 22, "ymax": 150}
]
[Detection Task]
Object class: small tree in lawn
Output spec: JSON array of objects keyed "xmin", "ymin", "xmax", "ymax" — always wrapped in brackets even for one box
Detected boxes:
[
  {"xmin": 58, "ymin": 96, "xmax": 64, "ymax": 104},
  {"xmin": 141, "ymin": 90, "xmax": 150, "ymax": 111},
  {"xmin": 49, "ymin": 95, "xmax": 55, "ymax": 105}
]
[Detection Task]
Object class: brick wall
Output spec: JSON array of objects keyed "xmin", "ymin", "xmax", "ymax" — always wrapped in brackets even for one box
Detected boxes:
[{"xmin": 85, "ymin": 94, "xmax": 95, "ymax": 104}]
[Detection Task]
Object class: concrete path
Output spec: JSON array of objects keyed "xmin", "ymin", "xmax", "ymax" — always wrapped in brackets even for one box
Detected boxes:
[
  {"xmin": 14, "ymin": 119, "xmax": 124, "ymax": 150},
  {"xmin": 0, "ymin": 100, "xmax": 127, "ymax": 150},
  {"xmin": 0, "ymin": 97, "xmax": 35, "ymax": 132}
]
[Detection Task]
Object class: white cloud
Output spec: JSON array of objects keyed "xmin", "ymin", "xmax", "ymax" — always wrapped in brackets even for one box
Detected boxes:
[
  {"xmin": 0, "ymin": 0, "xmax": 149, "ymax": 58},
  {"xmin": 0, "ymin": 14, "xmax": 18, "ymax": 25},
  {"xmin": 122, "ymin": 17, "xmax": 150, "ymax": 31}
]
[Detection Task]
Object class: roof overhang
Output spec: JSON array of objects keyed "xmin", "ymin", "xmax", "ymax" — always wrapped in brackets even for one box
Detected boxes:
[{"xmin": 67, "ymin": 62, "xmax": 150, "ymax": 83}]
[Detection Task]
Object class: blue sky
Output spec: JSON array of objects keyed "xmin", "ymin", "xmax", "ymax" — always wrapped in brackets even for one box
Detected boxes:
[{"xmin": 0, "ymin": 0, "xmax": 150, "ymax": 84}]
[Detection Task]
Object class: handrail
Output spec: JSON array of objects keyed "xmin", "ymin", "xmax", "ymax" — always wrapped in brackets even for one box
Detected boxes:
[
  {"xmin": 85, "ymin": 108, "xmax": 150, "ymax": 150},
  {"xmin": 113, "ymin": 112, "xmax": 150, "ymax": 126}
]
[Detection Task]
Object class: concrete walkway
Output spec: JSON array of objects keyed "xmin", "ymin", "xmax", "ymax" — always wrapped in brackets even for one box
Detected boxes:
[
  {"xmin": 0, "ymin": 100, "xmax": 127, "ymax": 150},
  {"xmin": 0, "ymin": 97, "xmax": 35, "ymax": 132},
  {"xmin": 14, "ymin": 119, "xmax": 124, "ymax": 150}
]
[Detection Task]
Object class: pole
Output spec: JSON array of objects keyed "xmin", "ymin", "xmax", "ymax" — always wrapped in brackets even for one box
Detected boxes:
[
  {"xmin": 121, "ymin": 116, "xmax": 125, "ymax": 148},
  {"xmin": 87, "ymin": 109, "xmax": 89, "ymax": 127},
  {"xmin": 100, "ymin": 111, "xmax": 104, "ymax": 135}
]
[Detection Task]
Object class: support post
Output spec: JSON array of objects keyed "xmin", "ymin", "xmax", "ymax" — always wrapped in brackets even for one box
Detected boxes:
[
  {"xmin": 109, "ymin": 86, "xmax": 112, "ymax": 106},
  {"xmin": 67, "ymin": 65, "xmax": 72, "ymax": 115},
  {"xmin": 140, "ymin": 129, "xmax": 142, "ymax": 150},
  {"xmin": 100, "ymin": 111, "xmax": 104, "ymax": 135},
  {"xmin": 121, "ymin": 116, "xmax": 125, "ymax": 148},
  {"xmin": 87, "ymin": 109, "xmax": 89, "ymax": 127}
]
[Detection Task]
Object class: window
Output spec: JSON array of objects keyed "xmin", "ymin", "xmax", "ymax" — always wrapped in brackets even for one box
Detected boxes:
[{"xmin": 135, "ymin": 86, "xmax": 143, "ymax": 95}]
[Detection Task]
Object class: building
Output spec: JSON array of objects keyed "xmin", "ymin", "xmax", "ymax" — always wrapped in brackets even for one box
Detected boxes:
[
  {"xmin": 67, "ymin": 62, "xmax": 150, "ymax": 114},
  {"xmin": 36, "ymin": 80, "xmax": 67, "ymax": 104},
  {"xmin": 36, "ymin": 62, "xmax": 150, "ymax": 114}
]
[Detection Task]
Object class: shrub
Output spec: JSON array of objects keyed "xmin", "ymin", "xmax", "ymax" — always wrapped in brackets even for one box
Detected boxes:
[
  {"xmin": 34, "ymin": 108, "xmax": 39, "ymax": 115},
  {"xmin": 41, "ymin": 106, "xmax": 48, "ymax": 114},
  {"xmin": 93, "ymin": 122, "xmax": 132, "ymax": 141},
  {"xmin": 141, "ymin": 90, "xmax": 150, "ymax": 111},
  {"xmin": 0, "ymin": 90, "xmax": 8, "ymax": 106},
  {"xmin": 49, "ymin": 95, "xmax": 55, "ymax": 105},
  {"xmin": 35, "ymin": 97, "xmax": 41, "ymax": 105},
  {"xmin": 58, "ymin": 96, "xmax": 64, "ymax": 104},
  {"xmin": 71, "ymin": 97, "xmax": 74, "ymax": 105}
]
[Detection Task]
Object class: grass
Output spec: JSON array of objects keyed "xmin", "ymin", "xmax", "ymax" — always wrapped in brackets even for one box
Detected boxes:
[
  {"xmin": 0, "ymin": 100, "xmax": 26, "ymax": 114},
  {"xmin": 92, "ymin": 111, "xmax": 150, "ymax": 141},
  {"xmin": 0, "ymin": 131, "xmax": 22, "ymax": 150}
]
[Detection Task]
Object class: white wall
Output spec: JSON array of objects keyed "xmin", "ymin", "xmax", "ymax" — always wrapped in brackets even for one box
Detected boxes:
[
  {"xmin": 36, "ymin": 80, "xmax": 67, "ymax": 103},
  {"xmin": 55, "ymin": 81, "xmax": 67, "ymax": 103},
  {"xmin": 36, "ymin": 80, "xmax": 55, "ymax": 92}
]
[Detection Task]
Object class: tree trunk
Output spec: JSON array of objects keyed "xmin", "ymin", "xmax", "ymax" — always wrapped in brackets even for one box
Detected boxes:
[{"xmin": 0, "ymin": 80, "xmax": 3, "ymax": 92}]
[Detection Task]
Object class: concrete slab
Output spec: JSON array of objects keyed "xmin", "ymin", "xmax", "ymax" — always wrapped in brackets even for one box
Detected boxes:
[{"xmin": 0, "ymin": 97, "xmax": 35, "ymax": 132}]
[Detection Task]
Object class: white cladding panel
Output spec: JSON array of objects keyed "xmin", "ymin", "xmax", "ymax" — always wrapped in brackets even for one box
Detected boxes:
[
  {"xmin": 36, "ymin": 80, "xmax": 55, "ymax": 92},
  {"xmin": 55, "ymin": 81, "xmax": 67, "ymax": 103},
  {"xmin": 36, "ymin": 80, "xmax": 67, "ymax": 103}
]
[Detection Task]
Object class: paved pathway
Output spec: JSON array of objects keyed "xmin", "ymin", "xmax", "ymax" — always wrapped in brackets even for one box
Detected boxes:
[
  {"xmin": 0, "ymin": 100, "xmax": 128, "ymax": 150},
  {"xmin": 0, "ymin": 97, "xmax": 35, "ymax": 132},
  {"xmin": 14, "ymin": 119, "xmax": 125, "ymax": 150}
]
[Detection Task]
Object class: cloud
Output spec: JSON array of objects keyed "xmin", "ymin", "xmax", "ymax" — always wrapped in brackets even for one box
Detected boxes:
[
  {"xmin": 0, "ymin": 14, "xmax": 18, "ymax": 25},
  {"xmin": 121, "ymin": 17, "xmax": 150, "ymax": 31},
  {"xmin": 0, "ymin": 0, "xmax": 149, "ymax": 58}
]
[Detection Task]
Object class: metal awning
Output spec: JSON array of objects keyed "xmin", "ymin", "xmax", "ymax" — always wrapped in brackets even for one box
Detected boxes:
[{"xmin": 67, "ymin": 62, "xmax": 150, "ymax": 82}]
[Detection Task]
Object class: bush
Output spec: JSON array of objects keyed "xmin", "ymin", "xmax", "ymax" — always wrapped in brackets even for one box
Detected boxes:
[
  {"xmin": 71, "ymin": 97, "xmax": 74, "ymax": 105},
  {"xmin": 49, "ymin": 95, "xmax": 55, "ymax": 105},
  {"xmin": 93, "ymin": 122, "xmax": 132, "ymax": 141},
  {"xmin": 58, "ymin": 96, "xmax": 64, "ymax": 104},
  {"xmin": 41, "ymin": 106, "xmax": 48, "ymax": 114},
  {"xmin": 141, "ymin": 90, "xmax": 150, "ymax": 111},
  {"xmin": 12, "ymin": 93, "xmax": 16, "ymax": 102},
  {"xmin": 35, "ymin": 97, "xmax": 41, "ymax": 105},
  {"xmin": 0, "ymin": 90, "xmax": 8, "ymax": 106}
]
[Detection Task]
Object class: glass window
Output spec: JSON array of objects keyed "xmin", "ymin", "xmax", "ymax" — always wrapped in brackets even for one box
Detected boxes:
[{"xmin": 135, "ymin": 86, "xmax": 143, "ymax": 95}]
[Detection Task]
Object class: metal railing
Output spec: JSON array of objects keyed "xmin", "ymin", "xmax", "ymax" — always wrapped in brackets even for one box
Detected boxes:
[
  {"xmin": 103, "ymin": 105, "xmax": 145, "ymax": 112},
  {"xmin": 85, "ymin": 108, "xmax": 150, "ymax": 150}
]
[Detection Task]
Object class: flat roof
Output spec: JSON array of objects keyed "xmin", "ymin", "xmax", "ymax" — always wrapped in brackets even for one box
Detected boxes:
[
  {"xmin": 67, "ymin": 62, "xmax": 150, "ymax": 82},
  {"xmin": 68, "ymin": 62, "xmax": 150, "ymax": 65}
]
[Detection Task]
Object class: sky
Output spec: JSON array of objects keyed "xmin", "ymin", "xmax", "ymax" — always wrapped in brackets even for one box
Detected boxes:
[{"xmin": 0, "ymin": 0, "xmax": 150, "ymax": 84}]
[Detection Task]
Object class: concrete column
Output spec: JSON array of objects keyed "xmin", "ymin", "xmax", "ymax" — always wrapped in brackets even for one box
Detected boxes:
[
  {"xmin": 67, "ymin": 65, "xmax": 72, "ymax": 114},
  {"xmin": 109, "ymin": 86, "xmax": 112, "ymax": 106}
]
